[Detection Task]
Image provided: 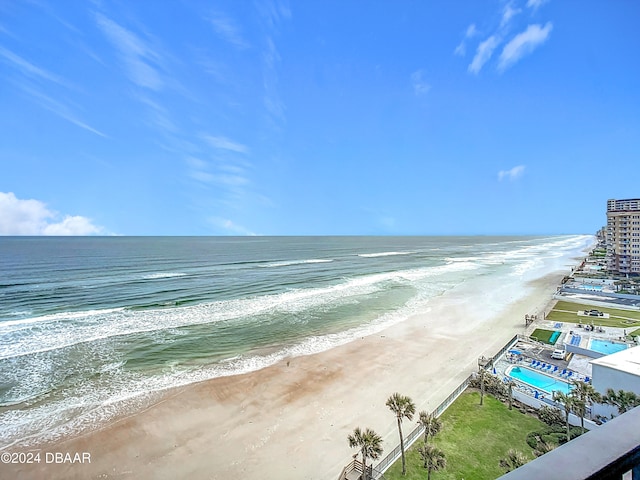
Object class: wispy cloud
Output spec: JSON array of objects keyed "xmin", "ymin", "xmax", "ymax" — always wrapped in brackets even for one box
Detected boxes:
[
  {"xmin": 209, "ymin": 217, "xmax": 256, "ymax": 236},
  {"xmin": 17, "ymin": 84, "xmax": 107, "ymax": 137},
  {"xmin": 0, "ymin": 44, "xmax": 106, "ymax": 136},
  {"xmin": 454, "ymin": 23, "xmax": 478, "ymax": 56},
  {"xmin": 501, "ymin": 2, "xmax": 521, "ymax": 27},
  {"xmin": 0, "ymin": 192, "xmax": 105, "ymax": 235},
  {"xmin": 202, "ymin": 135, "xmax": 249, "ymax": 154},
  {"xmin": 498, "ymin": 23, "xmax": 553, "ymax": 72},
  {"xmin": 468, "ymin": 35, "xmax": 500, "ymax": 74},
  {"xmin": 209, "ymin": 10, "xmax": 249, "ymax": 49},
  {"xmin": 95, "ymin": 13, "xmax": 164, "ymax": 90},
  {"xmin": 0, "ymin": 46, "xmax": 68, "ymax": 87},
  {"xmin": 498, "ymin": 165, "xmax": 526, "ymax": 181},
  {"xmin": 410, "ymin": 69, "xmax": 431, "ymax": 96},
  {"xmin": 262, "ymin": 36, "xmax": 286, "ymax": 126},
  {"xmin": 256, "ymin": 1, "xmax": 291, "ymax": 131},
  {"xmin": 527, "ymin": 0, "xmax": 550, "ymax": 11},
  {"xmin": 138, "ymin": 95, "xmax": 177, "ymax": 134}
]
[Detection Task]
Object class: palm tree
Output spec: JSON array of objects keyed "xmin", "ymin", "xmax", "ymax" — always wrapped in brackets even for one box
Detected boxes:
[
  {"xmin": 552, "ymin": 391, "xmax": 575, "ymax": 443},
  {"xmin": 418, "ymin": 410, "xmax": 442, "ymax": 444},
  {"xmin": 570, "ymin": 380, "xmax": 601, "ymax": 433},
  {"xmin": 603, "ymin": 388, "xmax": 640, "ymax": 415},
  {"xmin": 479, "ymin": 367, "xmax": 486, "ymax": 406},
  {"xmin": 499, "ymin": 449, "xmax": 527, "ymax": 472},
  {"xmin": 347, "ymin": 427, "xmax": 383, "ymax": 480},
  {"xmin": 386, "ymin": 393, "xmax": 416, "ymax": 476},
  {"xmin": 417, "ymin": 443, "xmax": 447, "ymax": 480}
]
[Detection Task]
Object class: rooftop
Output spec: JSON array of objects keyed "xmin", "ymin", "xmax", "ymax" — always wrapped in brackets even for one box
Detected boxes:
[{"xmin": 590, "ymin": 345, "xmax": 640, "ymax": 376}]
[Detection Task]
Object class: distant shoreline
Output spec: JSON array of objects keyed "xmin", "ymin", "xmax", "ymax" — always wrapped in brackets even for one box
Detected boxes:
[{"xmin": 4, "ymin": 250, "xmax": 581, "ymax": 479}]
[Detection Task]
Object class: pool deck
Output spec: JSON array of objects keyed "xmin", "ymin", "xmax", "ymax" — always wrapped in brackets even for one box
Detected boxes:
[
  {"xmin": 532, "ymin": 319, "xmax": 632, "ymax": 350},
  {"xmin": 493, "ymin": 321, "xmax": 630, "ymax": 390}
]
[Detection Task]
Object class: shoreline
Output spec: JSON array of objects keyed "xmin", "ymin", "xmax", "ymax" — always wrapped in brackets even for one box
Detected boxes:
[{"xmin": 3, "ymin": 266, "xmax": 571, "ymax": 480}]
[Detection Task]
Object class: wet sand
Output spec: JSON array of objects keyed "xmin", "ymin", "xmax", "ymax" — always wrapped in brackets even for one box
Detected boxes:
[{"xmin": 5, "ymin": 271, "xmax": 565, "ymax": 480}]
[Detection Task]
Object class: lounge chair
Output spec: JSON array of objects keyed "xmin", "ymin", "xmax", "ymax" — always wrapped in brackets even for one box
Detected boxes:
[
  {"xmin": 567, "ymin": 371, "xmax": 573, "ymax": 378},
  {"xmin": 553, "ymin": 366, "xmax": 558, "ymax": 373},
  {"xmin": 585, "ymin": 376, "xmax": 590, "ymax": 383},
  {"xmin": 561, "ymin": 369, "xmax": 566, "ymax": 376}
]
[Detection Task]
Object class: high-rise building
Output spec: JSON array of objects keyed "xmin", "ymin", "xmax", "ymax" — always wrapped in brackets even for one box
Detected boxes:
[{"xmin": 606, "ymin": 198, "xmax": 640, "ymax": 275}]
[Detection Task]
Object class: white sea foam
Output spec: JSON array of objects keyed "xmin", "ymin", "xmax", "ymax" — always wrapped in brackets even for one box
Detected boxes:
[
  {"xmin": 260, "ymin": 259, "xmax": 334, "ymax": 268},
  {"xmin": 0, "ymin": 234, "xmax": 595, "ymax": 448},
  {"xmin": 0, "ymin": 261, "xmax": 476, "ymax": 360},
  {"xmin": 140, "ymin": 272, "xmax": 187, "ymax": 279},
  {"xmin": 0, "ymin": 308, "xmax": 127, "ymax": 329},
  {"xmin": 358, "ymin": 251, "xmax": 415, "ymax": 258}
]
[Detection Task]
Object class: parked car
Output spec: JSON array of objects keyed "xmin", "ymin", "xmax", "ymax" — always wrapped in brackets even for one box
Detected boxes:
[
  {"xmin": 588, "ymin": 309, "xmax": 604, "ymax": 316},
  {"xmin": 551, "ymin": 349, "xmax": 566, "ymax": 360}
]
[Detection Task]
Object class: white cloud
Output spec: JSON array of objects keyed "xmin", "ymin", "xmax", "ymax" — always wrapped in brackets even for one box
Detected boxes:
[
  {"xmin": 18, "ymin": 84, "xmax": 107, "ymax": 137},
  {"xmin": 95, "ymin": 13, "xmax": 164, "ymax": 90},
  {"xmin": 202, "ymin": 135, "xmax": 249, "ymax": 154},
  {"xmin": 468, "ymin": 35, "xmax": 500, "ymax": 74},
  {"xmin": 498, "ymin": 23, "xmax": 553, "ymax": 71},
  {"xmin": 498, "ymin": 165, "xmax": 526, "ymax": 181},
  {"xmin": 0, "ymin": 192, "xmax": 104, "ymax": 235},
  {"xmin": 43, "ymin": 216, "xmax": 102, "ymax": 235},
  {"xmin": 501, "ymin": 3, "xmax": 521, "ymax": 27},
  {"xmin": 454, "ymin": 24, "xmax": 478, "ymax": 57},
  {"xmin": 466, "ymin": 24, "xmax": 478, "ymax": 38},
  {"xmin": 527, "ymin": 0, "xmax": 549, "ymax": 10},
  {"xmin": 209, "ymin": 217, "xmax": 256, "ymax": 236},
  {"xmin": 410, "ymin": 70, "xmax": 431, "ymax": 96},
  {"xmin": 209, "ymin": 11, "xmax": 249, "ymax": 49},
  {"xmin": 0, "ymin": 46, "xmax": 68, "ymax": 87}
]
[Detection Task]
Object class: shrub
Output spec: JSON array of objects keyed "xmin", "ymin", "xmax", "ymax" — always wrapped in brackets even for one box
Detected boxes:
[
  {"xmin": 526, "ymin": 432, "xmax": 539, "ymax": 449},
  {"xmin": 469, "ymin": 372, "xmax": 507, "ymax": 398},
  {"xmin": 537, "ymin": 406, "xmax": 564, "ymax": 427}
]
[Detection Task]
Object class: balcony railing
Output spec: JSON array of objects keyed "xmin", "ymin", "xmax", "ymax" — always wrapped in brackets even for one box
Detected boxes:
[{"xmin": 498, "ymin": 406, "xmax": 640, "ymax": 480}]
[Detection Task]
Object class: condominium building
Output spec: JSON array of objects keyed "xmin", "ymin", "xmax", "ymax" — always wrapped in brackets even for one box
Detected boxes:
[{"xmin": 606, "ymin": 198, "xmax": 640, "ymax": 275}]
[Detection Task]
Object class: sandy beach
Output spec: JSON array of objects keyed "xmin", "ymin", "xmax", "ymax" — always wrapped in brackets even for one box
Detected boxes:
[{"xmin": 4, "ymin": 270, "xmax": 566, "ymax": 480}]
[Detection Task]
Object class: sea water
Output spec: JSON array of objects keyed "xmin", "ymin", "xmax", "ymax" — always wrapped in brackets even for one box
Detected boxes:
[{"xmin": 0, "ymin": 235, "xmax": 593, "ymax": 447}]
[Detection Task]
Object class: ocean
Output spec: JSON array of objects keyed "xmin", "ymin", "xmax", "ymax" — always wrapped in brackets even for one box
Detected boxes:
[{"xmin": 0, "ymin": 235, "xmax": 593, "ymax": 448}]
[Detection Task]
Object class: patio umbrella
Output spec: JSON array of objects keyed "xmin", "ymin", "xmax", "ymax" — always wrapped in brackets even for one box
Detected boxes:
[{"xmin": 508, "ymin": 349, "xmax": 522, "ymax": 355}]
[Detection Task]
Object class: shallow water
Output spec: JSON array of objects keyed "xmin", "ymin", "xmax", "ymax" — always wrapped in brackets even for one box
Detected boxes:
[{"xmin": 0, "ymin": 235, "xmax": 593, "ymax": 447}]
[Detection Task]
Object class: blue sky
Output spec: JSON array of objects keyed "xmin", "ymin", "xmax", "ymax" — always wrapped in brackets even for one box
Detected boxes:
[{"xmin": 1, "ymin": 0, "xmax": 638, "ymax": 236}]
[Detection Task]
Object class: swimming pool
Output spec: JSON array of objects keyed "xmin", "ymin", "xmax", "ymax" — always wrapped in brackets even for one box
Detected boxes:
[
  {"xmin": 578, "ymin": 285, "xmax": 603, "ymax": 291},
  {"xmin": 588, "ymin": 338, "xmax": 628, "ymax": 355},
  {"xmin": 506, "ymin": 366, "xmax": 573, "ymax": 395}
]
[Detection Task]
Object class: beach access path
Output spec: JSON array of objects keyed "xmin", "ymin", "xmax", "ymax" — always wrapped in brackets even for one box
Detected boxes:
[{"xmin": 4, "ymin": 273, "xmax": 565, "ymax": 480}]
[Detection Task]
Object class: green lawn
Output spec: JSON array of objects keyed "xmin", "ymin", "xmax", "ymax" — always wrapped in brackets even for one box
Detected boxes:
[
  {"xmin": 383, "ymin": 392, "xmax": 547, "ymax": 480},
  {"xmin": 529, "ymin": 328, "xmax": 558, "ymax": 344},
  {"xmin": 547, "ymin": 301, "xmax": 640, "ymax": 328}
]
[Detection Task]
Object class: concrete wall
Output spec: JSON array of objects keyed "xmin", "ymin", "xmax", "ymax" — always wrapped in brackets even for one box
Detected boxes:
[
  {"xmin": 591, "ymin": 363, "xmax": 640, "ymax": 418},
  {"xmin": 592, "ymin": 364, "xmax": 640, "ymax": 395},
  {"xmin": 565, "ymin": 343, "xmax": 604, "ymax": 359}
]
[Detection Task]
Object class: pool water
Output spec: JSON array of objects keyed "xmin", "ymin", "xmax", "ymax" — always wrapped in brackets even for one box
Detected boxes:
[
  {"xmin": 507, "ymin": 366, "xmax": 573, "ymax": 395},
  {"xmin": 579, "ymin": 285, "xmax": 603, "ymax": 291},
  {"xmin": 588, "ymin": 338, "xmax": 628, "ymax": 355}
]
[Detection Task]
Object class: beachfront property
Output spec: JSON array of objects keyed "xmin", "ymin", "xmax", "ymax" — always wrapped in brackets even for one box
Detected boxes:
[{"xmin": 606, "ymin": 198, "xmax": 640, "ymax": 276}]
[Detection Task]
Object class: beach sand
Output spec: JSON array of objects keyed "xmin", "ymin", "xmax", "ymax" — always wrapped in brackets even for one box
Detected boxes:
[{"xmin": 5, "ymin": 271, "xmax": 565, "ymax": 480}]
